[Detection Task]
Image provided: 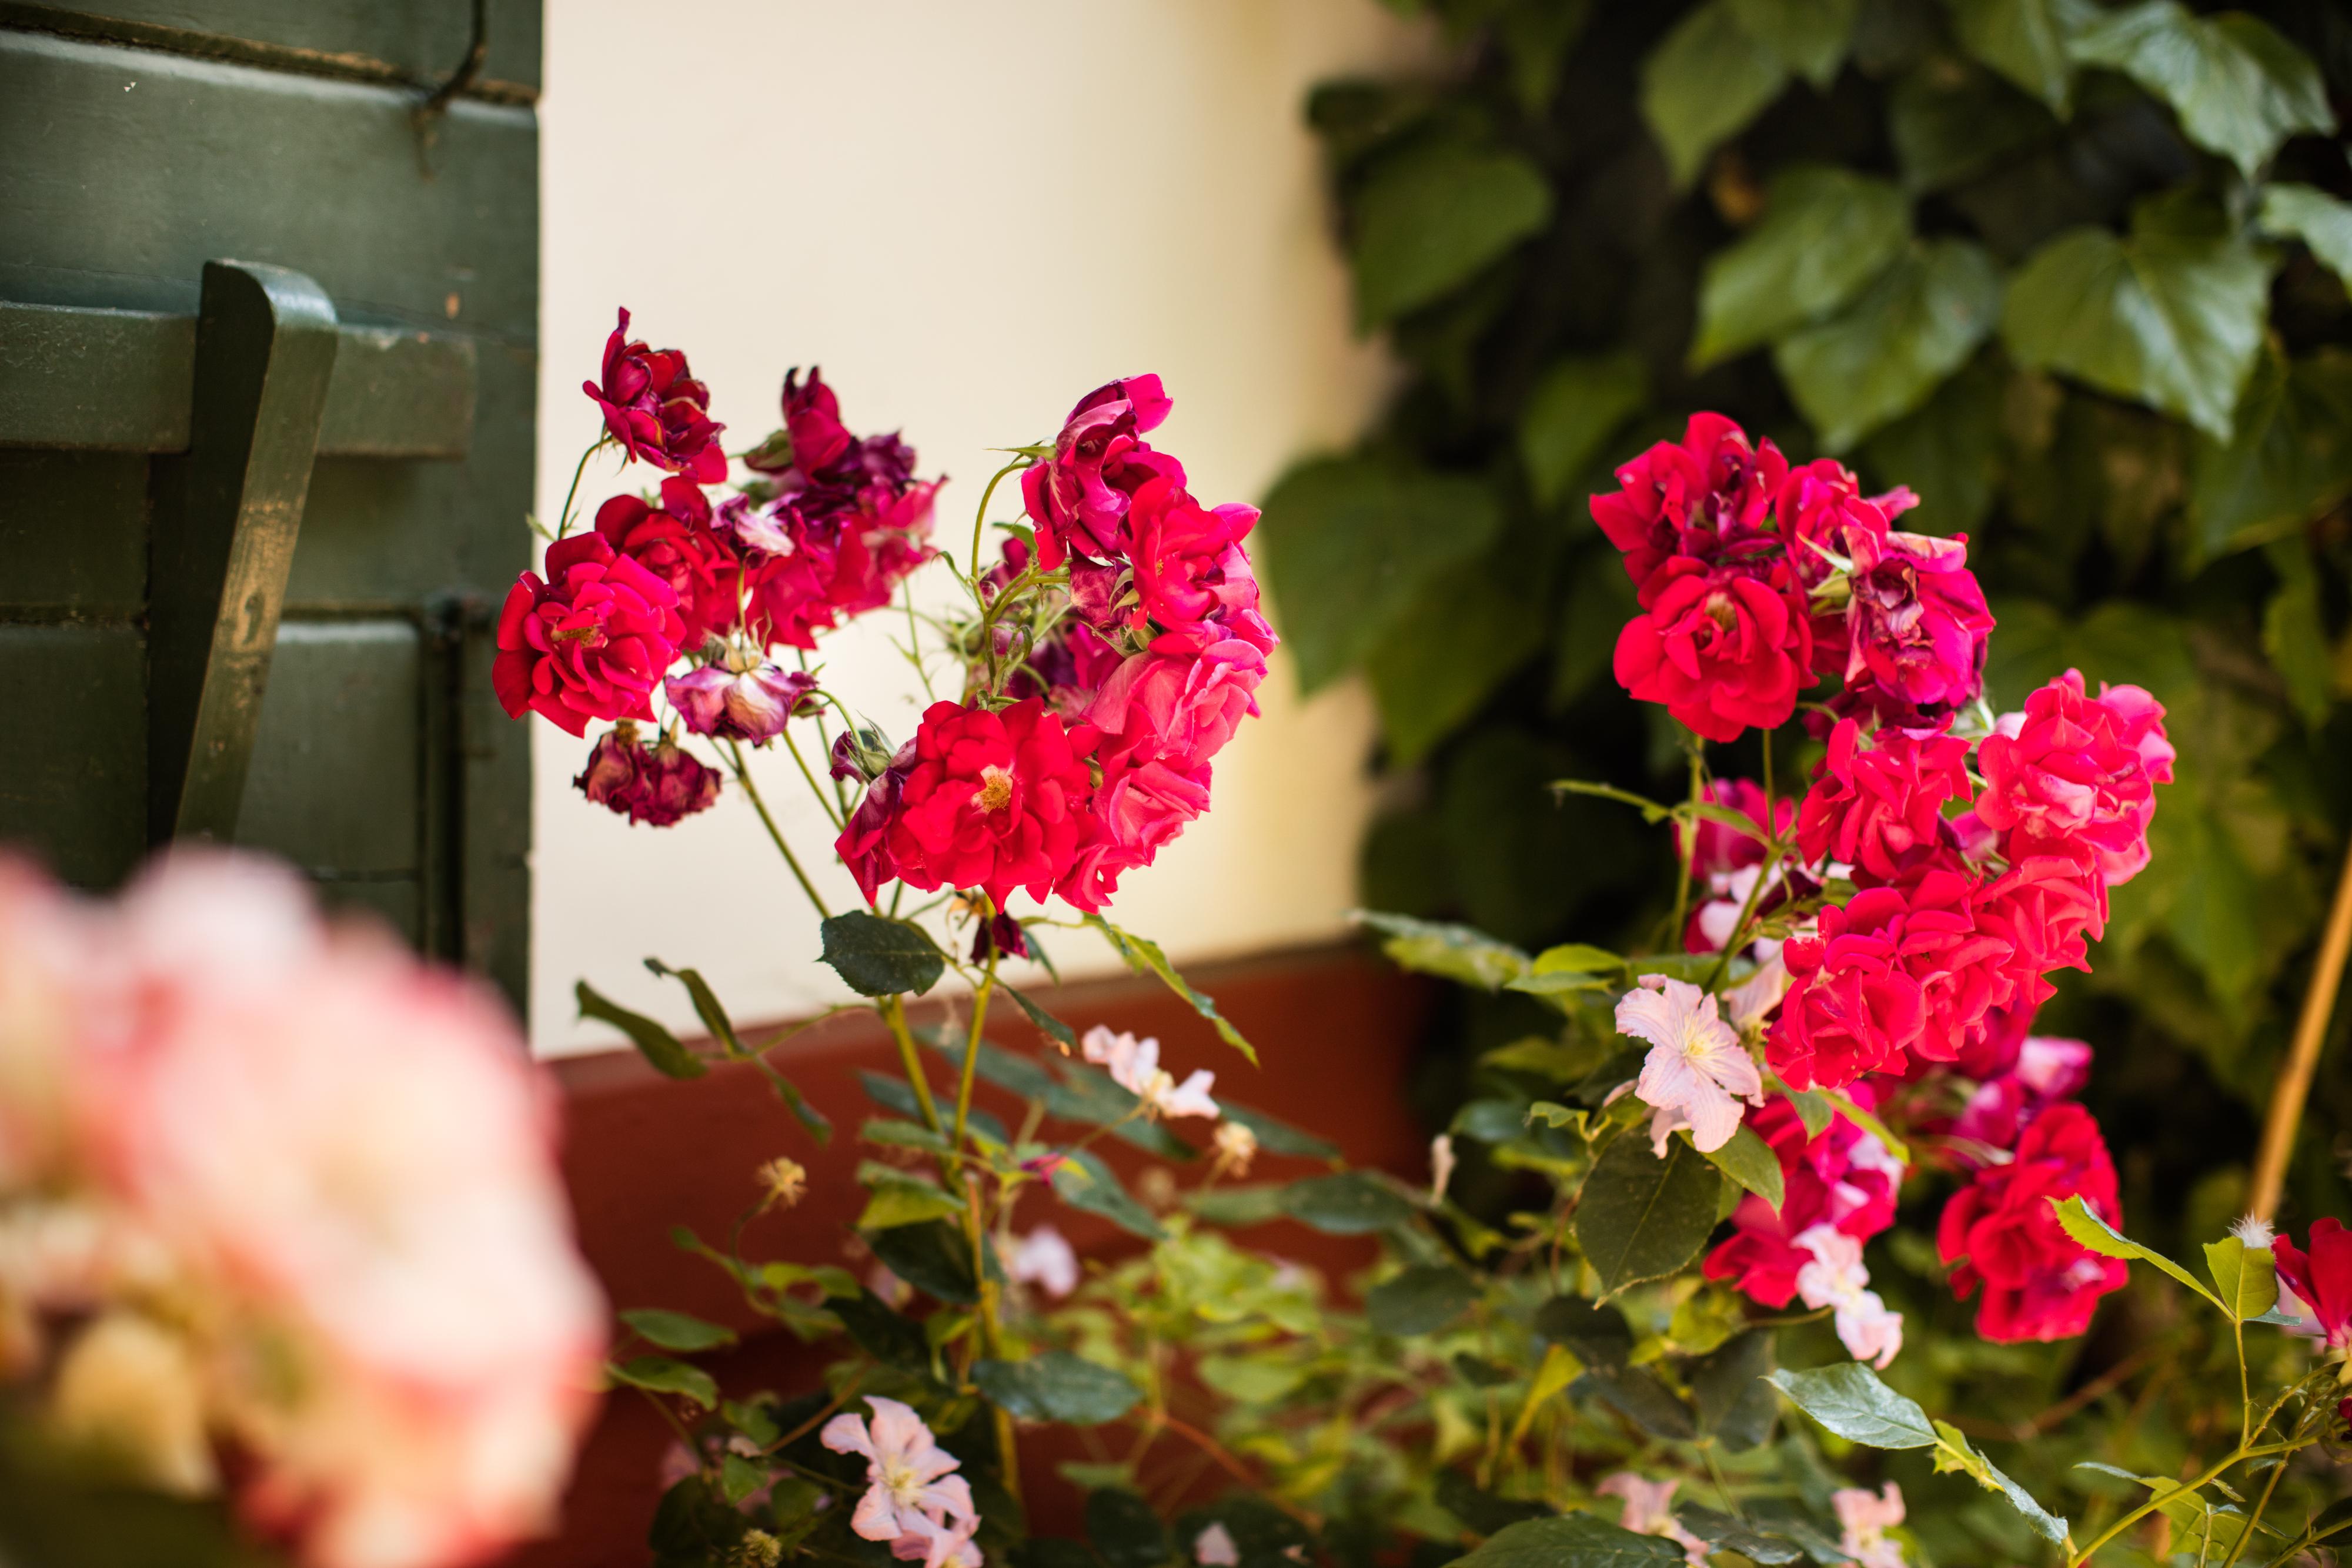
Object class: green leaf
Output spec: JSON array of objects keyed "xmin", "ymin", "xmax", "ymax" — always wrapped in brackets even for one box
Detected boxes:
[
  {"xmin": 1857, "ymin": 349, "xmax": 2006, "ymax": 534},
  {"xmin": 1776, "ymin": 238, "xmax": 2003, "ymax": 452},
  {"xmin": 1218, "ymin": 1101, "xmax": 1341, "ymax": 1161},
  {"xmin": 1279, "ymin": 1171, "xmax": 1419, "ymax": 1235},
  {"xmin": 2050, "ymin": 1194, "xmax": 2224, "ymax": 1307},
  {"xmin": 1083, "ymin": 915, "xmax": 1257, "ymax": 1062},
  {"xmin": 2000, "ymin": 197, "xmax": 2271, "ymax": 439},
  {"xmin": 1766, "ymin": 1363, "xmax": 1936, "ymax": 1449},
  {"xmin": 1691, "ymin": 1330, "xmax": 1779, "ymax": 1451},
  {"xmin": 1348, "ymin": 139, "xmax": 1553, "ymax": 326},
  {"xmin": 1698, "ymin": 1122, "xmax": 1786, "ymax": 1211},
  {"xmin": 1053, "ymin": 1147, "xmax": 1165, "ymax": 1241},
  {"xmin": 1087, "ymin": 1490, "xmax": 1170, "ymax": 1568},
  {"xmin": 1188, "ymin": 1182, "xmax": 1287, "ymax": 1227},
  {"xmin": 2204, "ymin": 1233, "xmax": 2280, "ymax": 1321},
  {"xmin": 1888, "ymin": 54, "xmax": 2060, "ymax": 191},
  {"xmin": 1519, "ymin": 353, "xmax": 1648, "ymax": 507},
  {"xmin": 1004, "ymin": 983, "xmax": 1078, "ymax": 1051},
  {"xmin": 1676, "ymin": 1507, "xmax": 1804, "ymax": 1564},
  {"xmin": 1534, "ymin": 1295, "xmax": 1634, "ymax": 1370},
  {"xmin": 1366, "ymin": 1264, "xmax": 1481, "ymax": 1335},
  {"xmin": 1352, "ymin": 910, "xmax": 1531, "ymax": 990},
  {"xmin": 2189, "ymin": 344, "xmax": 2352, "ymax": 560},
  {"xmin": 620, "ymin": 1308, "xmax": 737, "ymax": 1353},
  {"xmin": 1551, "ymin": 555, "xmax": 1641, "ymax": 709},
  {"xmin": 1572, "ymin": 1132, "xmax": 1725, "ymax": 1296},
  {"xmin": 1931, "ymin": 1420, "xmax": 2073, "ymax": 1543},
  {"xmin": 643, "ymin": 961, "xmax": 833, "ymax": 1144},
  {"xmin": 864, "ymin": 1116, "xmax": 951, "ymax": 1154},
  {"xmin": 576, "ymin": 981, "xmax": 705, "ymax": 1079},
  {"xmin": 1728, "ymin": 0, "xmax": 1859, "ymax": 88},
  {"xmin": 1367, "ymin": 556, "xmax": 1549, "ymax": 765},
  {"xmin": 1257, "ymin": 455, "xmax": 1503, "ymax": 690},
  {"xmin": 857, "ymin": 1176, "xmax": 965, "ymax": 1231},
  {"xmin": 609, "ymin": 1355, "xmax": 720, "ymax": 1410},
  {"xmin": 2068, "ymin": 1, "xmax": 2334, "ymax": 180},
  {"xmin": 1947, "ymin": 0, "xmax": 2097, "ymax": 111},
  {"xmin": 1820, "ymin": 1089, "xmax": 1912, "ymax": 1166},
  {"xmin": 867, "ymin": 1217, "xmax": 992, "ymax": 1305},
  {"xmin": 2259, "ymin": 183, "xmax": 2352, "ymax": 292},
  {"xmin": 819, "ymin": 911, "xmax": 946, "ymax": 998},
  {"xmin": 1642, "ymin": 0, "xmax": 1792, "ymax": 189},
  {"xmin": 718, "ymin": 1452, "xmax": 767, "ymax": 1508},
  {"xmin": 1692, "ymin": 165, "xmax": 1911, "ymax": 368},
  {"xmin": 1452, "ymin": 1512, "xmax": 1687, "ymax": 1568},
  {"xmin": 1585, "ymin": 1365, "xmax": 1698, "ymax": 1440},
  {"xmin": 974, "ymin": 1351, "xmax": 1144, "ymax": 1426},
  {"xmin": 2263, "ymin": 539, "xmax": 2333, "ymax": 731},
  {"xmin": 1781, "ymin": 1086, "xmax": 1834, "ymax": 1139},
  {"xmin": 828, "ymin": 1288, "xmax": 931, "ymax": 1369}
]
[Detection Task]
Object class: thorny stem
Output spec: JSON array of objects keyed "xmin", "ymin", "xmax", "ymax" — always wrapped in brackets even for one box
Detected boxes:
[
  {"xmin": 968, "ymin": 455, "xmax": 1032, "ymax": 591},
  {"xmin": 1699, "ymin": 1442, "xmax": 1745, "ymax": 1523},
  {"xmin": 2218, "ymin": 1455, "xmax": 2286, "ymax": 1568},
  {"xmin": 554, "ymin": 436, "xmax": 609, "ymax": 539},
  {"xmin": 1665, "ymin": 742, "xmax": 1705, "ymax": 951},
  {"xmin": 880, "ymin": 997, "xmax": 947, "ymax": 1136},
  {"xmin": 726, "ymin": 740, "xmax": 828, "ymax": 917},
  {"xmin": 2067, "ymin": 1442, "xmax": 2300, "ymax": 1567},
  {"xmin": 781, "ymin": 728, "xmax": 844, "ymax": 831}
]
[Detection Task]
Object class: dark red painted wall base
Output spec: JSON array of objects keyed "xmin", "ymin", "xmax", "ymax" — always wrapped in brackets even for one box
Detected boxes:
[{"xmin": 506, "ymin": 945, "xmax": 1432, "ymax": 1567}]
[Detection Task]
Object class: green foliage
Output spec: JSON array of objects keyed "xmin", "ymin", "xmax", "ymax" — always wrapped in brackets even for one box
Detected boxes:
[
  {"xmin": 1349, "ymin": 139, "xmax": 1555, "ymax": 325},
  {"xmin": 577, "ymin": 980, "xmax": 706, "ymax": 1079},
  {"xmin": 1572, "ymin": 1132, "xmax": 1723, "ymax": 1296},
  {"xmin": 2067, "ymin": 1, "xmax": 2333, "ymax": 179},
  {"xmin": 1365, "ymin": 1263, "xmax": 1482, "ymax": 1333},
  {"xmin": 1452, "ymin": 1513, "xmax": 1686, "ymax": 1568},
  {"xmin": 973, "ymin": 1352, "xmax": 1143, "ymax": 1425}
]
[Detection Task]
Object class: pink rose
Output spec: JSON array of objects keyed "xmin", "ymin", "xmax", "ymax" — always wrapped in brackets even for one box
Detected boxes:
[
  {"xmin": 1612, "ymin": 558, "xmax": 1812, "ymax": 742},
  {"xmin": 492, "ymin": 534, "xmax": 686, "ymax": 737},
  {"xmin": 1838, "ymin": 529, "xmax": 1993, "ymax": 722},
  {"xmin": 1125, "ymin": 475, "xmax": 1268, "ymax": 645},
  {"xmin": 581, "ymin": 307, "xmax": 725, "ymax": 483},
  {"xmin": 1704, "ymin": 1087, "xmax": 1905, "ymax": 1307},
  {"xmin": 1971, "ymin": 853, "xmax": 2106, "ymax": 1014},
  {"xmin": 1973, "ymin": 670, "xmax": 2172, "ymax": 885},
  {"xmin": 1952, "ymin": 1035, "xmax": 2093, "ymax": 1154},
  {"xmin": 1796, "ymin": 719, "xmax": 1972, "ymax": 882},
  {"xmin": 1058, "ymin": 757, "xmax": 1214, "ymax": 913},
  {"xmin": 1022, "ymin": 374, "xmax": 1182, "ymax": 569},
  {"xmin": 1591, "ymin": 412, "xmax": 1788, "ymax": 600},
  {"xmin": 1088, "ymin": 637, "xmax": 1268, "ymax": 779},
  {"xmin": 663, "ymin": 661, "xmax": 817, "ymax": 745},
  {"xmin": 593, "ymin": 477, "xmax": 739, "ymax": 649}
]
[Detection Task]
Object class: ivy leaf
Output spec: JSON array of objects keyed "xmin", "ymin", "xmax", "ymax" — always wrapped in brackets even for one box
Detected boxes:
[
  {"xmin": 1280, "ymin": 1171, "xmax": 1419, "ymax": 1235},
  {"xmin": 2263, "ymin": 539, "xmax": 2334, "ymax": 731},
  {"xmin": 1728, "ymin": 0, "xmax": 1859, "ymax": 88},
  {"xmin": 1256, "ymin": 455, "xmax": 1502, "ymax": 691},
  {"xmin": 1367, "ymin": 1264, "xmax": 1481, "ymax": 1335},
  {"xmin": 1573, "ymin": 1133, "xmax": 1725, "ymax": 1297},
  {"xmin": 1367, "ymin": 556, "xmax": 1549, "ymax": 765},
  {"xmin": 1641, "ymin": 0, "xmax": 1792, "ymax": 189},
  {"xmin": 1857, "ymin": 351, "xmax": 2006, "ymax": 534},
  {"xmin": 1083, "ymin": 915, "xmax": 1257, "ymax": 1063},
  {"xmin": 2189, "ymin": 343, "xmax": 2352, "ymax": 561},
  {"xmin": 1776, "ymin": 238, "xmax": 2004, "ymax": 451},
  {"xmin": 2259, "ymin": 183, "xmax": 2352, "ymax": 292},
  {"xmin": 1690, "ymin": 166, "xmax": 1912, "ymax": 368},
  {"xmin": 1947, "ymin": 0, "xmax": 2097, "ymax": 112},
  {"xmin": 1348, "ymin": 139, "xmax": 1553, "ymax": 326},
  {"xmin": 1698, "ymin": 1123, "xmax": 1786, "ymax": 1211},
  {"xmin": 576, "ymin": 981, "xmax": 705, "ymax": 1079},
  {"xmin": 609, "ymin": 1355, "xmax": 720, "ymax": 1410},
  {"xmin": 974, "ymin": 1351, "xmax": 1143, "ymax": 1426},
  {"xmin": 2051, "ymin": 1194, "xmax": 2225, "ymax": 1308},
  {"xmin": 2001, "ymin": 195, "xmax": 2271, "ymax": 439},
  {"xmin": 2067, "ymin": 2, "xmax": 2334, "ymax": 180},
  {"xmin": 1452, "ymin": 1513, "xmax": 1686, "ymax": 1568},
  {"xmin": 1887, "ymin": 55, "xmax": 2060, "ymax": 192},
  {"xmin": 1519, "ymin": 352, "xmax": 1648, "ymax": 507},
  {"xmin": 819, "ymin": 911, "xmax": 946, "ymax": 998},
  {"xmin": 1766, "ymin": 1363, "xmax": 1936, "ymax": 1449},
  {"xmin": 1352, "ymin": 910, "xmax": 1531, "ymax": 990},
  {"xmin": 620, "ymin": 1308, "xmax": 737, "ymax": 1353},
  {"xmin": 2204, "ymin": 1233, "xmax": 2281, "ymax": 1321}
]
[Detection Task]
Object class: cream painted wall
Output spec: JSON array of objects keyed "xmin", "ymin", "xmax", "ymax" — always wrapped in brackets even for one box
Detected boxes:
[{"xmin": 530, "ymin": 1, "xmax": 1424, "ymax": 1055}]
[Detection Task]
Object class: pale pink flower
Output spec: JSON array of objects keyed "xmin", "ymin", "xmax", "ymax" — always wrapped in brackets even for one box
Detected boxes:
[
  {"xmin": 890, "ymin": 1509, "xmax": 985, "ymax": 1568},
  {"xmin": 1722, "ymin": 948, "xmax": 1793, "ymax": 1033},
  {"xmin": 1619, "ymin": 977, "xmax": 1763, "ymax": 1156},
  {"xmin": 1195, "ymin": 1523, "xmax": 1241, "ymax": 1567},
  {"xmin": 81, "ymin": 852, "xmax": 604, "ymax": 1568},
  {"xmin": 1007, "ymin": 1225, "xmax": 1080, "ymax": 1299},
  {"xmin": 1595, "ymin": 1473, "xmax": 1710, "ymax": 1565},
  {"xmin": 820, "ymin": 1396, "xmax": 977, "ymax": 1545},
  {"xmin": 1429, "ymin": 1133, "xmax": 1457, "ymax": 1203},
  {"xmin": 1080, "ymin": 1025, "xmax": 1217, "ymax": 1121},
  {"xmin": 1795, "ymin": 1227, "xmax": 1903, "ymax": 1369},
  {"xmin": 1833, "ymin": 1483, "xmax": 1907, "ymax": 1568}
]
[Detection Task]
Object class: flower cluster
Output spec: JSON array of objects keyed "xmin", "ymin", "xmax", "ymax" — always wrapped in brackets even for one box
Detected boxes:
[
  {"xmin": 837, "ymin": 376, "xmax": 1277, "ymax": 915},
  {"xmin": 0, "ymin": 852, "xmax": 603, "ymax": 1568},
  {"xmin": 1606, "ymin": 414, "xmax": 2173, "ymax": 1349},
  {"xmin": 499, "ymin": 312, "xmax": 943, "ymax": 827},
  {"xmin": 820, "ymin": 1397, "xmax": 983, "ymax": 1568}
]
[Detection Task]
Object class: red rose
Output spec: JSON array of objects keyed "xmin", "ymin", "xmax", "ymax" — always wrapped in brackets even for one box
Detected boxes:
[
  {"xmin": 862, "ymin": 698, "xmax": 1100, "ymax": 911},
  {"xmin": 1972, "ymin": 854, "xmax": 2107, "ymax": 1015},
  {"xmin": 1703, "ymin": 1087, "xmax": 1906, "ymax": 1307},
  {"xmin": 1769, "ymin": 888, "xmax": 1929, "ymax": 1089},
  {"xmin": 593, "ymin": 477, "xmax": 740, "ymax": 648},
  {"xmin": 1591, "ymin": 412, "xmax": 1788, "ymax": 600},
  {"xmin": 1125, "ymin": 476, "xmax": 1271, "ymax": 649},
  {"xmin": 1022, "ymin": 375, "xmax": 1182, "ymax": 569},
  {"xmin": 781, "ymin": 366, "xmax": 853, "ymax": 474},
  {"xmin": 2273, "ymin": 1219, "xmax": 2352, "ymax": 1350},
  {"xmin": 1796, "ymin": 719, "xmax": 1972, "ymax": 883},
  {"xmin": 1878, "ymin": 860, "xmax": 2013, "ymax": 1065},
  {"xmin": 1837, "ymin": 529, "xmax": 1993, "ymax": 723},
  {"xmin": 582, "ymin": 307, "xmax": 726, "ymax": 483},
  {"xmin": 1937, "ymin": 1102, "xmax": 2127, "ymax": 1342},
  {"xmin": 493, "ymin": 534, "xmax": 685, "ymax": 737},
  {"xmin": 1974, "ymin": 670, "xmax": 2173, "ymax": 887},
  {"xmin": 573, "ymin": 725, "xmax": 721, "ymax": 827},
  {"xmin": 1612, "ymin": 558, "xmax": 1812, "ymax": 743}
]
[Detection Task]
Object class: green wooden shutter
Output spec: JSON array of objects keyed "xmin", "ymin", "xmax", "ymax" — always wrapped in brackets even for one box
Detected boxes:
[{"xmin": 0, "ymin": 2, "xmax": 539, "ymax": 1014}]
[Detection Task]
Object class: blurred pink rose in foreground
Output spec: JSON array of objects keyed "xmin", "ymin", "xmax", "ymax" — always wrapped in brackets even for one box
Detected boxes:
[{"xmin": 0, "ymin": 850, "xmax": 605, "ymax": 1568}]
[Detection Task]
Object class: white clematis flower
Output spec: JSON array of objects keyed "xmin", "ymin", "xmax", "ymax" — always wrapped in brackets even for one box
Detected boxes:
[{"xmin": 1618, "ymin": 976, "xmax": 1765, "ymax": 1156}]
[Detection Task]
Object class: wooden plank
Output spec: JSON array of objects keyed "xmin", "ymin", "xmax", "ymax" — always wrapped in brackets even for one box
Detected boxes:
[
  {"xmin": 0, "ymin": 0, "xmax": 540, "ymax": 95},
  {"xmin": 0, "ymin": 450, "xmax": 146, "ymax": 614},
  {"xmin": 0, "ymin": 624, "xmax": 146, "ymax": 887},
  {"xmin": 234, "ymin": 618, "xmax": 420, "ymax": 873},
  {"xmin": 0, "ymin": 299, "xmax": 474, "ymax": 456}
]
